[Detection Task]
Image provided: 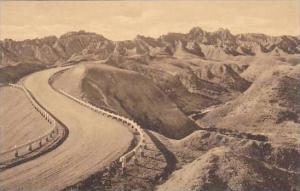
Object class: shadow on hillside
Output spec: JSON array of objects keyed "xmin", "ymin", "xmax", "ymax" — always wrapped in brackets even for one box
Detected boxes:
[{"xmin": 143, "ymin": 129, "xmax": 177, "ymax": 183}]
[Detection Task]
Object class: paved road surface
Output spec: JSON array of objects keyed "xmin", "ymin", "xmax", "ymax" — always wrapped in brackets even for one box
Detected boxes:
[{"xmin": 0, "ymin": 67, "xmax": 133, "ymax": 191}]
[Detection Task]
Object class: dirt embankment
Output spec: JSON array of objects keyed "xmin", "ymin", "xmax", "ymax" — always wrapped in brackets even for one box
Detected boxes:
[{"xmin": 0, "ymin": 86, "xmax": 50, "ymax": 150}]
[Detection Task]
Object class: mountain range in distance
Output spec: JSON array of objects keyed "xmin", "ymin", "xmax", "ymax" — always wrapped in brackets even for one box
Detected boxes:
[{"xmin": 1, "ymin": 27, "xmax": 300, "ymax": 67}]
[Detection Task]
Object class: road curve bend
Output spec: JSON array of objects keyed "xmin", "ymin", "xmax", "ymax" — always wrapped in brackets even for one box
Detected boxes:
[{"xmin": 0, "ymin": 67, "xmax": 133, "ymax": 191}]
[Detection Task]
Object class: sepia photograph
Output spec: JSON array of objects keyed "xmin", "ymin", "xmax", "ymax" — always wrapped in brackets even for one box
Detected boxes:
[{"xmin": 0, "ymin": 1, "xmax": 299, "ymax": 190}]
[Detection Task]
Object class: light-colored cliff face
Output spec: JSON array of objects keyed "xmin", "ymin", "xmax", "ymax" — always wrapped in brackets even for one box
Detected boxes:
[{"xmin": 1, "ymin": 28, "xmax": 299, "ymax": 68}]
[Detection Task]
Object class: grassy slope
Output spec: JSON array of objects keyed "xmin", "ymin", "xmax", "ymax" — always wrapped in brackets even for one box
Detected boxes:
[{"xmin": 81, "ymin": 64, "xmax": 198, "ymax": 139}]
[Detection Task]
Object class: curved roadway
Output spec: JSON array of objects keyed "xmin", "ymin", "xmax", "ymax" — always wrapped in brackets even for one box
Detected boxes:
[{"xmin": 0, "ymin": 67, "xmax": 133, "ymax": 191}]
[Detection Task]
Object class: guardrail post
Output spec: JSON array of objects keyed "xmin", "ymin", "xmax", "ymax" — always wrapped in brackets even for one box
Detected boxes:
[
  {"xmin": 142, "ymin": 143, "xmax": 147, "ymax": 150},
  {"xmin": 133, "ymin": 154, "xmax": 138, "ymax": 164},
  {"xmin": 28, "ymin": 144, "xmax": 33, "ymax": 151},
  {"xmin": 121, "ymin": 157, "xmax": 126, "ymax": 175},
  {"xmin": 140, "ymin": 146, "xmax": 145, "ymax": 158},
  {"xmin": 15, "ymin": 149, "xmax": 19, "ymax": 158}
]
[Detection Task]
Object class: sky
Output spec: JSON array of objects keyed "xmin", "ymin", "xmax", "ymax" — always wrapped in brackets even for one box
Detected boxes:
[{"xmin": 0, "ymin": 1, "xmax": 299, "ymax": 41}]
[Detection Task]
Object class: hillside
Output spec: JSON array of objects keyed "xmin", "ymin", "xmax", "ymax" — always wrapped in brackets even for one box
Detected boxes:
[
  {"xmin": 157, "ymin": 146, "xmax": 298, "ymax": 191},
  {"xmin": 105, "ymin": 55, "xmax": 253, "ymax": 113},
  {"xmin": 53, "ymin": 63, "xmax": 198, "ymax": 139},
  {"xmin": 198, "ymin": 63, "xmax": 300, "ymax": 146}
]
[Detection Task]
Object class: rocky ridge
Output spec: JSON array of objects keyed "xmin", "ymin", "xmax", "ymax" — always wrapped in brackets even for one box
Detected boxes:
[{"xmin": 1, "ymin": 27, "xmax": 300, "ymax": 67}]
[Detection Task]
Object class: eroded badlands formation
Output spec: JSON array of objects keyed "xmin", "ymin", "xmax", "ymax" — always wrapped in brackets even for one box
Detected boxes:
[{"xmin": 0, "ymin": 27, "xmax": 299, "ymax": 190}]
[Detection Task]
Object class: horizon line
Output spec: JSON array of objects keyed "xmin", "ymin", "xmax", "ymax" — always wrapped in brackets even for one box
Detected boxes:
[{"xmin": 1, "ymin": 26, "xmax": 299, "ymax": 42}]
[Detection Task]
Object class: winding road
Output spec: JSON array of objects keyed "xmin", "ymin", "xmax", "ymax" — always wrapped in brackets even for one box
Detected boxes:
[{"xmin": 0, "ymin": 67, "xmax": 133, "ymax": 191}]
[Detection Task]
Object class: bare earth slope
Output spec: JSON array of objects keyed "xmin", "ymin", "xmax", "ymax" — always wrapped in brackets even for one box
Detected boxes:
[
  {"xmin": 157, "ymin": 146, "xmax": 298, "ymax": 191},
  {"xmin": 0, "ymin": 86, "xmax": 50, "ymax": 150},
  {"xmin": 0, "ymin": 67, "xmax": 133, "ymax": 191},
  {"xmin": 150, "ymin": 128, "xmax": 299, "ymax": 191},
  {"xmin": 199, "ymin": 64, "xmax": 300, "ymax": 146}
]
